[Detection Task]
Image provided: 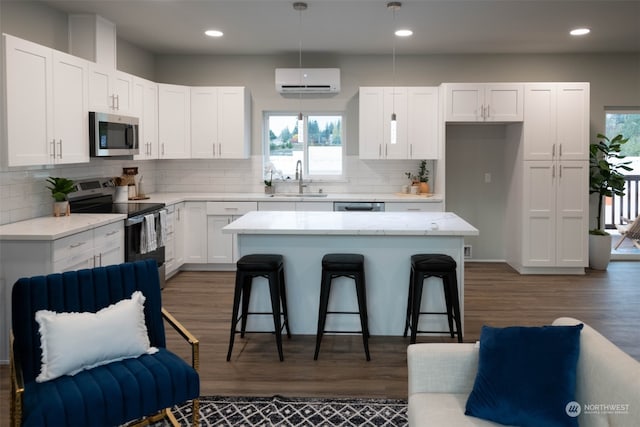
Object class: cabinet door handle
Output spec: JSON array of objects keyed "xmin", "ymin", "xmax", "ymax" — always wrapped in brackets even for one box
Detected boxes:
[
  {"xmin": 559, "ymin": 144, "xmax": 563, "ymax": 158},
  {"xmin": 410, "ymin": 144, "xmax": 413, "ymax": 158},
  {"xmin": 486, "ymin": 104, "xmax": 490, "ymax": 119},
  {"xmin": 115, "ymin": 94, "xmax": 120, "ymax": 110},
  {"xmin": 162, "ymin": 143, "xmax": 165, "ymax": 156},
  {"xmin": 559, "ymin": 164, "xmax": 562, "ymax": 179},
  {"xmin": 110, "ymin": 94, "xmax": 115, "ymax": 109},
  {"xmin": 58, "ymin": 140, "xmax": 63, "ymax": 158},
  {"xmin": 552, "ymin": 144, "xmax": 556, "ymax": 158},
  {"xmin": 51, "ymin": 139, "xmax": 56, "ymax": 158},
  {"xmin": 106, "ymin": 230, "xmax": 119, "ymax": 236},
  {"xmin": 385, "ymin": 144, "xmax": 388, "ymax": 157},
  {"xmin": 70, "ymin": 241, "xmax": 86, "ymax": 249},
  {"xmin": 219, "ymin": 143, "xmax": 222, "ymax": 157},
  {"xmin": 378, "ymin": 144, "xmax": 382, "ymax": 158}
]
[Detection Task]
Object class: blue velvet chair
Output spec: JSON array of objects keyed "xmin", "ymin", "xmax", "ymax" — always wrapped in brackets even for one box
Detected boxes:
[{"xmin": 10, "ymin": 259, "xmax": 200, "ymax": 427}]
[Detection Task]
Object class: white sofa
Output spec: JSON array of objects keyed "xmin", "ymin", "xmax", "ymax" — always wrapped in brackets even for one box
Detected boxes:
[{"xmin": 407, "ymin": 317, "xmax": 640, "ymax": 427}]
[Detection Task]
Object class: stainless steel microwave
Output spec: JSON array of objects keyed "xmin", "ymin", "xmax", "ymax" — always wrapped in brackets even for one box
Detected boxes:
[{"xmin": 89, "ymin": 112, "xmax": 139, "ymax": 157}]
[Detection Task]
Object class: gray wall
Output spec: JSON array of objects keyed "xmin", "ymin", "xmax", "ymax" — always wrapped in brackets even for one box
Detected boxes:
[{"xmin": 2, "ymin": 0, "xmax": 640, "ymax": 260}]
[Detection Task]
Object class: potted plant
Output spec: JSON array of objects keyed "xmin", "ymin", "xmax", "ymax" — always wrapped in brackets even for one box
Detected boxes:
[
  {"xmin": 588, "ymin": 133, "xmax": 632, "ymax": 269},
  {"xmin": 46, "ymin": 177, "xmax": 75, "ymax": 216},
  {"xmin": 417, "ymin": 160, "xmax": 430, "ymax": 194},
  {"xmin": 264, "ymin": 169, "xmax": 275, "ymax": 194}
]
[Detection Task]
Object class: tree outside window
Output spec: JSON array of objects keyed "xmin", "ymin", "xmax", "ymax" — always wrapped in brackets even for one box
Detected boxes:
[
  {"xmin": 264, "ymin": 113, "xmax": 343, "ymax": 180},
  {"xmin": 606, "ymin": 110, "xmax": 640, "ymax": 173}
]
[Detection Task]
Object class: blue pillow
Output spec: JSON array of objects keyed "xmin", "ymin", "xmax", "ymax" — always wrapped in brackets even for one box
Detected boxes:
[{"xmin": 465, "ymin": 324, "xmax": 583, "ymax": 427}]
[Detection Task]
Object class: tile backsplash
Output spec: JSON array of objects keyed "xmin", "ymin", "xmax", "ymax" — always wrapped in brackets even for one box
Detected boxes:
[{"xmin": 0, "ymin": 156, "xmax": 432, "ymax": 225}]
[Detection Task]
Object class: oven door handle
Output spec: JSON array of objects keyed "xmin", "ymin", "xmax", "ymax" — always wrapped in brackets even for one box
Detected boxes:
[
  {"xmin": 343, "ymin": 206, "xmax": 374, "ymax": 211},
  {"xmin": 126, "ymin": 216, "xmax": 146, "ymax": 226}
]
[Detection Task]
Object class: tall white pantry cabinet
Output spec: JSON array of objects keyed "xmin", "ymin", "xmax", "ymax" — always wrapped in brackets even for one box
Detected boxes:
[{"xmin": 506, "ymin": 83, "xmax": 590, "ymax": 274}]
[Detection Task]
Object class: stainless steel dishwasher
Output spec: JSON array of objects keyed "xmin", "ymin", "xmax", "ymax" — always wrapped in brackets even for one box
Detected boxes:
[{"xmin": 333, "ymin": 201, "xmax": 385, "ymax": 212}]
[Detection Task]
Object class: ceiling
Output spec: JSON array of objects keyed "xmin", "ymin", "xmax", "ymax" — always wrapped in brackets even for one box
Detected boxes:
[{"xmin": 39, "ymin": 0, "xmax": 640, "ymax": 56}]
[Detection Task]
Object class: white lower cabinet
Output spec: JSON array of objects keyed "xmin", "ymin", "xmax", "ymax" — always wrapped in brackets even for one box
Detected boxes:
[
  {"xmin": 183, "ymin": 202, "xmax": 208, "ymax": 263},
  {"xmin": 90, "ymin": 221, "xmax": 124, "ymax": 269},
  {"xmin": 1, "ymin": 221, "xmax": 124, "ymax": 284},
  {"xmin": 520, "ymin": 161, "xmax": 588, "ymax": 269},
  {"xmin": 385, "ymin": 201, "xmax": 443, "ymax": 212},
  {"xmin": 257, "ymin": 201, "xmax": 296, "ymax": 211},
  {"xmin": 206, "ymin": 202, "xmax": 257, "ymax": 264},
  {"xmin": 164, "ymin": 202, "xmax": 185, "ymax": 276}
]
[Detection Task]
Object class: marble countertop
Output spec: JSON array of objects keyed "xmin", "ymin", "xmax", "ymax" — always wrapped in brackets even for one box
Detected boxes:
[
  {"xmin": 222, "ymin": 211, "xmax": 478, "ymax": 236},
  {"xmin": 137, "ymin": 192, "xmax": 444, "ymax": 206},
  {"xmin": 0, "ymin": 193, "xmax": 444, "ymax": 241},
  {"xmin": 0, "ymin": 214, "xmax": 126, "ymax": 241}
]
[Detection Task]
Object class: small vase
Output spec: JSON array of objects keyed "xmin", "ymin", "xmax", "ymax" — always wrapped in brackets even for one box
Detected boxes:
[
  {"xmin": 53, "ymin": 201, "xmax": 70, "ymax": 217},
  {"xmin": 419, "ymin": 182, "xmax": 430, "ymax": 194},
  {"xmin": 265, "ymin": 186, "xmax": 275, "ymax": 195}
]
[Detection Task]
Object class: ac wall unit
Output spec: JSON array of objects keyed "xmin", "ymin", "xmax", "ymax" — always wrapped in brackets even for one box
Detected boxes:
[{"xmin": 275, "ymin": 68, "xmax": 340, "ymax": 94}]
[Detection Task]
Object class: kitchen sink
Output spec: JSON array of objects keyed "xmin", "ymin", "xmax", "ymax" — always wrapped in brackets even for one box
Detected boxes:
[{"xmin": 269, "ymin": 193, "xmax": 328, "ymax": 198}]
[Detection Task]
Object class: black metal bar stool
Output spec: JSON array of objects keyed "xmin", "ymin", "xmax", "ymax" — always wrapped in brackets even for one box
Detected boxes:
[
  {"xmin": 403, "ymin": 254, "xmax": 463, "ymax": 344},
  {"xmin": 314, "ymin": 253, "xmax": 371, "ymax": 361},
  {"xmin": 227, "ymin": 254, "xmax": 291, "ymax": 362}
]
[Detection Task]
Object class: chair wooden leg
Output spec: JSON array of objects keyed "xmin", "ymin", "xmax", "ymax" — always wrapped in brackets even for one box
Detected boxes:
[{"xmin": 615, "ymin": 234, "xmax": 627, "ymax": 249}]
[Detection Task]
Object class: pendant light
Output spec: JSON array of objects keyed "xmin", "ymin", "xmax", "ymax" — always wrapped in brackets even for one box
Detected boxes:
[
  {"xmin": 388, "ymin": 2, "xmax": 401, "ymax": 145},
  {"xmin": 294, "ymin": 2, "xmax": 307, "ymax": 144}
]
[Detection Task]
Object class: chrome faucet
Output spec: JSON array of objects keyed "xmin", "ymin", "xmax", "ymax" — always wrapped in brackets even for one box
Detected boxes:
[{"xmin": 295, "ymin": 160, "xmax": 306, "ymax": 194}]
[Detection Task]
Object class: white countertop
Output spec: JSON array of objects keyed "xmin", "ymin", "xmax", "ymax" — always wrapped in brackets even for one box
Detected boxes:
[
  {"xmin": 223, "ymin": 211, "xmax": 478, "ymax": 236},
  {"xmin": 0, "ymin": 214, "xmax": 126, "ymax": 241},
  {"xmin": 0, "ymin": 192, "xmax": 444, "ymax": 241},
  {"xmin": 137, "ymin": 192, "xmax": 444, "ymax": 206}
]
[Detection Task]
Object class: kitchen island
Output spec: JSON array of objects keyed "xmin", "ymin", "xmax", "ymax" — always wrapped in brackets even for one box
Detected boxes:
[{"xmin": 223, "ymin": 211, "xmax": 478, "ymax": 337}]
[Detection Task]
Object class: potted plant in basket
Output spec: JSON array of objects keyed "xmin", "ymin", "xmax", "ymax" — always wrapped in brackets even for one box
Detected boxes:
[
  {"xmin": 406, "ymin": 160, "xmax": 430, "ymax": 194},
  {"xmin": 588, "ymin": 133, "xmax": 632, "ymax": 269},
  {"xmin": 417, "ymin": 160, "xmax": 430, "ymax": 194},
  {"xmin": 46, "ymin": 177, "xmax": 75, "ymax": 216}
]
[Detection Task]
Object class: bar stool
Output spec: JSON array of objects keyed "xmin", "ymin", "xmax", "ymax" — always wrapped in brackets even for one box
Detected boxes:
[
  {"xmin": 227, "ymin": 254, "xmax": 291, "ymax": 362},
  {"xmin": 403, "ymin": 254, "xmax": 463, "ymax": 344},
  {"xmin": 314, "ymin": 253, "xmax": 370, "ymax": 361}
]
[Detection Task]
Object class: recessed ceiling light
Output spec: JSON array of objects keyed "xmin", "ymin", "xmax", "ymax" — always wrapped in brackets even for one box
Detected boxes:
[
  {"xmin": 570, "ymin": 28, "xmax": 590, "ymax": 36},
  {"xmin": 395, "ymin": 29, "xmax": 413, "ymax": 37},
  {"xmin": 205, "ymin": 30, "xmax": 224, "ymax": 37}
]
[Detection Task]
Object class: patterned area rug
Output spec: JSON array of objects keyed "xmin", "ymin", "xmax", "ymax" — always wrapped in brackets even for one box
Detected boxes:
[{"xmin": 167, "ymin": 395, "xmax": 408, "ymax": 426}]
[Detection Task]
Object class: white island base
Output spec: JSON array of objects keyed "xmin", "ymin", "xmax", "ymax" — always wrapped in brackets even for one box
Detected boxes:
[{"xmin": 223, "ymin": 211, "xmax": 479, "ymax": 338}]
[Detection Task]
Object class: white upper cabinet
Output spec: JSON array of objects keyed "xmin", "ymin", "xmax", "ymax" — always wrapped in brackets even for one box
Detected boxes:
[
  {"xmin": 383, "ymin": 87, "xmax": 408, "ymax": 159},
  {"xmin": 4, "ymin": 34, "xmax": 89, "ymax": 166},
  {"xmin": 523, "ymin": 83, "xmax": 590, "ymax": 161},
  {"xmin": 407, "ymin": 86, "xmax": 440, "ymax": 159},
  {"xmin": 133, "ymin": 77, "xmax": 159, "ymax": 160},
  {"xmin": 158, "ymin": 83, "xmax": 191, "ymax": 159},
  {"xmin": 88, "ymin": 63, "xmax": 133, "ymax": 114},
  {"xmin": 444, "ymin": 83, "xmax": 523, "ymax": 122},
  {"xmin": 191, "ymin": 86, "xmax": 250, "ymax": 159},
  {"xmin": 359, "ymin": 86, "xmax": 440, "ymax": 160},
  {"xmin": 358, "ymin": 87, "xmax": 385, "ymax": 159}
]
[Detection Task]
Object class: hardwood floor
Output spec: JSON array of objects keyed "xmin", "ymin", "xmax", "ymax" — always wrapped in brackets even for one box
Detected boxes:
[{"xmin": 2, "ymin": 261, "xmax": 639, "ymax": 426}]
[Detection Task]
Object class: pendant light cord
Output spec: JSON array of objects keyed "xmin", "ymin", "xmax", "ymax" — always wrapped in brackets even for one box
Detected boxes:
[{"xmin": 392, "ymin": 5, "xmax": 396, "ymax": 116}]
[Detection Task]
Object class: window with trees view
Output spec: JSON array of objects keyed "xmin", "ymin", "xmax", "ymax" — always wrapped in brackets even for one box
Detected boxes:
[
  {"xmin": 606, "ymin": 110, "xmax": 640, "ymax": 174},
  {"xmin": 264, "ymin": 113, "xmax": 343, "ymax": 180}
]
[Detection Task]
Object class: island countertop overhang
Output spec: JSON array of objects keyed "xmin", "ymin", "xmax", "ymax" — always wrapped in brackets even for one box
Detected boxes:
[{"xmin": 222, "ymin": 211, "xmax": 478, "ymax": 236}]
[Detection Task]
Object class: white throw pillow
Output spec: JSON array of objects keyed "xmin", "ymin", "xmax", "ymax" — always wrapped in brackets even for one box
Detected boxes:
[{"xmin": 35, "ymin": 290, "xmax": 158, "ymax": 383}]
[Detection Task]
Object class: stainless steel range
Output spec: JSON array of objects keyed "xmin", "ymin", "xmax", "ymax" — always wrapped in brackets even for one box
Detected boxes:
[{"xmin": 68, "ymin": 177, "xmax": 167, "ymax": 287}]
